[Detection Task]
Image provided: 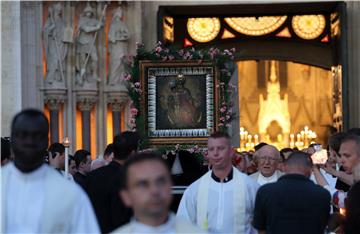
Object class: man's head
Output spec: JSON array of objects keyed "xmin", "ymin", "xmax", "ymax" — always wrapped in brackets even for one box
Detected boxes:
[
  {"xmin": 254, "ymin": 142, "xmax": 268, "ymax": 152},
  {"xmin": 232, "ymin": 151, "xmax": 247, "ymax": 173},
  {"xmin": 74, "ymin": 149, "xmax": 91, "ymax": 174},
  {"xmin": 90, "ymin": 158, "xmax": 106, "ymax": 171},
  {"xmin": 339, "ymin": 134, "xmax": 360, "ymax": 174},
  {"xmin": 113, "ymin": 131, "xmax": 140, "ymax": 160},
  {"xmin": 280, "ymin": 148, "xmax": 294, "ymax": 161},
  {"xmin": 48, "ymin": 142, "xmax": 65, "ymax": 169},
  {"xmin": 120, "ymin": 152, "xmax": 172, "ymax": 221},
  {"xmin": 68, "ymin": 155, "xmax": 77, "ymax": 176},
  {"xmin": 283, "ymin": 151, "xmax": 313, "ymax": 177},
  {"xmin": 11, "ymin": 109, "xmax": 49, "ymax": 172},
  {"xmin": 256, "ymin": 144, "xmax": 280, "ymax": 177},
  {"xmin": 279, "ymin": 148, "xmax": 294, "ymax": 172},
  {"xmin": 207, "ymin": 132, "xmax": 232, "ymax": 170},
  {"xmin": 329, "ymin": 132, "xmax": 347, "ymax": 155},
  {"xmin": 103, "ymin": 143, "xmax": 114, "ymax": 163},
  {"xmin": 328, "ymin": 132, "xmax": 347, "ymax": 161}
]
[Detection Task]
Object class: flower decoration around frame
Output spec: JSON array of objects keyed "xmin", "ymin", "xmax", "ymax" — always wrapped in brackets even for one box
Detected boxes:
[{"xmin": 122, "ymin": 41, "xmax": 236, "ymax": 153}]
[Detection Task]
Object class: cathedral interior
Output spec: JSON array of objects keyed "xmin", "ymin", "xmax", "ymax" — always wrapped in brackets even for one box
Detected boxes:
[{"xmin": 238, "ymin": 60, "xmax": 335, "ymax": 150}]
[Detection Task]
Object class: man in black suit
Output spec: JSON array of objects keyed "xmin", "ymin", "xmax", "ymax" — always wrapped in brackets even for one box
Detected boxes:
[
  {"xmin": 73, "ymin": 149, "xmax": 91, "ymax": 189},
  {"xmin": 253, "ymin": 151, "xmax": 331, "ymax": 234},
  {"xmin": 85, "ymin": 131, "xmax": 140, "ymax": 233}
]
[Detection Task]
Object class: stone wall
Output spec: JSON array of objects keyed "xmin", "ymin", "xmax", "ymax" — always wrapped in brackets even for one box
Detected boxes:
[{"xmin": 1, "ymin": 1, "xmax": 22, "ymax": 136}]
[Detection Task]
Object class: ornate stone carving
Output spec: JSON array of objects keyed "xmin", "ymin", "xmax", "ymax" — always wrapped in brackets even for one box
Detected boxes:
[
  {"xmin": 108, "ymin": 6, "xmax": 130, "ymax": 90},
  {"xmin": 44, "ymin": 90, "xmax": 66, "ymax": 110},
  {"xmin": 107, "ymin": 92, "xmax": 128, "ymax": 112},
  {"xmin": 43, "ymin": 3, "xmax": 68, "ymax": 87},
  {"xmin": 77, "ymin": 94, "xmax": 98, "ymax": 112},
  {"xmin": 75, "ymin": 2, "xmax": 104, "ymax": 88}
]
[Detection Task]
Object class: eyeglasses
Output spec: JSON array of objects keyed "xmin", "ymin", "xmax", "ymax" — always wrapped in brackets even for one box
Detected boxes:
[{"xmin": 258, "ymin": 156, "xmax": 278, "ymax": 162}]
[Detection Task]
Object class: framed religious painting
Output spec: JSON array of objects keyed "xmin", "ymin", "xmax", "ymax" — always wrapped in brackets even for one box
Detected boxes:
[{"xmin": 140, "ymin": 61, "xmax": 219, "ymax": 145}]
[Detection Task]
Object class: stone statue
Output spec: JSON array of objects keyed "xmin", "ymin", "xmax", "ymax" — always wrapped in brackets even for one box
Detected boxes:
[
  {"xmin": 75, "ymin": 3, "xmax": 103, "ymax": 87},
  {"xmin": 43, "ymin": 3, "xmax": 68, "ymax": 87},
  {"xmin": 108, "ymin": 6, "xmax": 130, "ymax": 88}
]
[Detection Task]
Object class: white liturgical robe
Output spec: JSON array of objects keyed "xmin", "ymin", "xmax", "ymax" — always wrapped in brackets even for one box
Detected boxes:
[
  {"xmin": 176, "ymin": 168, "xmax": 259, "ymax": 233},
  {"xmin": 1, "ymin": 162, "xmax": 100, "ymax": 233},
  {"xmin": 250, "ymin": 170, "xmax": 283, "ymax": 186},
  {"xmin": 112, "ymin": 213, "xmax": 204, "ymax": 234}
]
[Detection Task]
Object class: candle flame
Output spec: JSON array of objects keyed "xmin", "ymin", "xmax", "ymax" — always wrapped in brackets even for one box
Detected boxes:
[
  {"xmin": 340, "ymin": 208, "xmax": 346, "ymax": 216},
  {"xmin": 63, "ymin": 137, "xmax": 70, "ymax": 147}
]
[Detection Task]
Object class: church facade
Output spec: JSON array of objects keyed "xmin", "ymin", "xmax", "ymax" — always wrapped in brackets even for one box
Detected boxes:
[{"xmin": 2, "ymin": 1, "xmax": 360, "ymax": 156}]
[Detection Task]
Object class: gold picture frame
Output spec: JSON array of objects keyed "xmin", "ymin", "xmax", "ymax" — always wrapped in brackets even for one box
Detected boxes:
[{"xmin": 140, "ymin": 60, "xmax": 219, "ymax": 145}]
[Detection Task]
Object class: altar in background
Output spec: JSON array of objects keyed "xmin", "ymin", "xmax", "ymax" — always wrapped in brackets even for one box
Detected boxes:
[{"xmin": 238, "ymin": 60, "xmax": 334, "ymax": 149}]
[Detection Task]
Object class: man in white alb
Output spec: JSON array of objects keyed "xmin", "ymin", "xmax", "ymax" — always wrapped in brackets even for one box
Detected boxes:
[
  {"xmin": 250, "ymin": 144, "xmax": 283, "ymax": 185},
  {"xmin": 176, "ymin": 132, "xmax": 259, "ymax": 233},
  {"xmin": 112, "ymin": 152, "xmax": 203, "ymax": 233},
  {"xmin": 1, "ymin": 109, "xmax": 99, "ymax": 233}
]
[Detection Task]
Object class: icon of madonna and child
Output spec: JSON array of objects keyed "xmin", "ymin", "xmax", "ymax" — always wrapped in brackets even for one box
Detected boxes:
[{"xmin": 156, "ymin": 73, "xmax": 207, "ymax": 130}]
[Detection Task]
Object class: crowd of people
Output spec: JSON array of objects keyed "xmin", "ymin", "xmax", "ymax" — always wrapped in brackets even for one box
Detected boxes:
[{"xmin": 1, "ymin": 108, "xmax": 360, "ymax": 234}]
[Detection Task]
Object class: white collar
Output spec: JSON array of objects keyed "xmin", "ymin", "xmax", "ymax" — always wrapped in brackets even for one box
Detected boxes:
[
  {"xmin": 131, "ymin": 213, "xmax": 175, "ymax": 233},
  {"xmin": 9, "ymin": 162, "xmax": 47, "ymax": 181},
  {"xmin": 258, "ymin": 171, "xmax": 279, "ymax": 182}
]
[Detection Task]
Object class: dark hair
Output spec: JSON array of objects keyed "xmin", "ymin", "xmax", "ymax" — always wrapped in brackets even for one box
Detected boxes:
[
  {"xmin": 1, "ymin": 137, "xmax": 11, "ymax": 162},
  {"xmin": 254, "ymin": 142, "xmax": 268, "ymax": 151},
  {"xmin": 281, "ymin": 148, "xmax": 294, "ymax": 154},
  {"xmin": 280, "ymin": 148, "xmax": 294, "ymax": 161},
  {"xmin": 122, "ymin": 151, "xmax": 170, "ymax": 188},
  {"xmin": 68, "ymin": 154, "xmax": 74, "ymax": 164},
  {"xmin": 104, "ymin": 143, "xmax": 114, "ymax": 157},
  {"xmin": 344, "ymin": 181, "xmax": 360, "ymax": 234},
  {"xmin": 284, "ymin": 151, "xmax": 313, "ymax": 168},
  {"xmin": 328, "ymin": 132, "xmax": 347, "ymax": 154},
  {"xmin": 209, "ymin": 131, "xmax": 230, "ymax": 139},
  {"xmin": 11, "ymin": 109, "xmax": 49, "ymax": 133},
  {"xmin": 113, "ymin": 131, "xmax": 140, "ymax": 160},
  {"xmin": 341, "ymin": 134, "xmax": 360, "ymax": 156},
  {"xmin": 347, "ymin": 128, "xmax": 360, "ymax": 137},
  {"xmin": 48, "ymin": 143, "xmax": 65, "ymax": 159},
  {"xmin": 74, "ymin": 149, "xmax": 90, "ymax": 169}
]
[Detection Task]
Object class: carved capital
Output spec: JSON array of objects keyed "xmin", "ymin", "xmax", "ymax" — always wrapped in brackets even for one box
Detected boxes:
[
  {"xmin": 110, "ymin": 102, "xmax": 122, "ymax": 112},
  {"xmin": 44, "ymin": 91, "xmax": 66, "ymax": 111},
  {"xmin": 107, "ymin": 92, "xmax": 129, "ymax": 112},
  {"xmin": 77, "ymin": 94, "xmax": 98, "ymax": 112}
]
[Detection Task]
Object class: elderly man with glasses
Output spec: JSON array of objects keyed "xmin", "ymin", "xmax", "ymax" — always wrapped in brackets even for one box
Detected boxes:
[{"xmin": 250, "ymin": 144, "xmax": 283, "ymax": 185}]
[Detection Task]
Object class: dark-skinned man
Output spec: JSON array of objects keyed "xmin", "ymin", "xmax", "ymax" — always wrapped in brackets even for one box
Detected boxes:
[{"xmin": 1, "ymin": 109, "xmax": 99, "ymax": 233}]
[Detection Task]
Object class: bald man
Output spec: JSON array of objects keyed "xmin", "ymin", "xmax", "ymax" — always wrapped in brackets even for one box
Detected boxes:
[
  {"xmin": 253, "ymin": 151, "xmax": 330, "ymax": 234},
  {"xmin": 250, "ymin": 145, "xmax": 283, "ymax": 185}
]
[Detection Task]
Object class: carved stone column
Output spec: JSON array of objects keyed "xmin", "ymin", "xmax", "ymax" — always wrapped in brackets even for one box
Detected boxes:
[
  {"xmin": 44, "ymin": 90, "xmax": 66, "ymax": 143},
  {"xmin": 107, "ymin": 92, "xmax": 128, "ymax": 136},
  {"xmin": 76, "ymin": 92, "xmax": 97, "ymax": 151}
]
